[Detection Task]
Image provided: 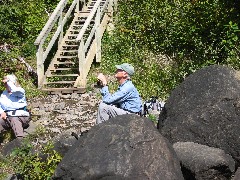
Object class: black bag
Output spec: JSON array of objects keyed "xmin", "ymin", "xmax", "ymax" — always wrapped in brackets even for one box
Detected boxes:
[{"xmin": 142, "ymin": 96, "xmax": 165, "ymax": 116}]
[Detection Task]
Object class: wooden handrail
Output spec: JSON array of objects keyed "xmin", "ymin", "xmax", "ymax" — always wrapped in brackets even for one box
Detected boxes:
[
  {"xmin": 35, "ymin": 0, "xmax": 115, "ymax": 89},
  {"xmin": 42, "ymin": 0, "xmax": 78, "ymax": 61},
  {"xmin": 34, "ymin": 0, "xmax": 83, "ymax": 87},
  {"xmin": 76, "ymin": 0, "xmax": 102, "ymax": 41},
  {"xmin": 34, "ymin": 0, "xmax": 69, "ymax": 45},
  {"xmin": 74, "ymin": 0, "xmax": 112, "ymax": 87}
]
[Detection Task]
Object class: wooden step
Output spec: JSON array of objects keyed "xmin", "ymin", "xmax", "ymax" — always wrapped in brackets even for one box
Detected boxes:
[
  {"xmin": 67, "ymin": 34, "xmax": 78, "ymax": 37},
  {"xmin": 41, "ymin": 87, "xmax": 86, "ymax": 94},
  {"xmin": 44, "ymin": 81, "xmax": 75, "ymax": 84},
  {"xmin": 75, "ymin": 16, "xmax": 88, "ymax": 19},
  {"xmin": 54, "ymin": 61, "xmax": 76, "ymax": 65},
  {"xmin": 59, "ymin": 50, "xmax": 78, "ymax": 53},
  {"xmin": 77, "ymin": 12, "xmax": 90, "ymax": 17},
  {"xmin": 47, "ymin": 74, "xmax": 79, "ymax": 77},
  {"xmin": 64, "ymin": 39, "xmax": 78, "ymax": 42},
  {"xmin": 72, "ymin": 24, "xmax": 83, "ymax": 27},
  {"xmin": 62, "ymin": 44, "xmax": 78, "ymax": 47},
  {"xmin": 57, "ymin": 55, "xmax": 77, "ymax": 59},
  {"xmin": 50, "ymin": 68, "xmax": 78, "ymax": 71},
  {"xmin": 69, "ymin": 29, "xmax": 81, "ymax": 32},
  {"xmin": 61, "ymin": 47, "xmax": 78, "ymax": 51},
  {"xmin": 74, "ymin": 20, "xmax": 86, "ymax": 23}
]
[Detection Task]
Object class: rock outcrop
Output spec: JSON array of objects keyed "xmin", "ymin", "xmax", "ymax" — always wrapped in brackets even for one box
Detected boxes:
[
  {"xmin": 54, "ymin": 114, "xmax": 184, "ymax": 180},
  {"xmin": 173, "ymin": 142, "xmax": 235, "ymax": 180},
  {"xmin": 159, "ymin": 65, "xmax": 240, "ymax": 167}
]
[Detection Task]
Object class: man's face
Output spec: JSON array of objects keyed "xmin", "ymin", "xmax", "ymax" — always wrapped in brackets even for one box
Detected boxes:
[
  {"xmin": 2, "ymin": 78, "xmax": 10, "ymax": 92},
  {"xmin": 115, "ymin": 69, "xmax": 127, "ymax": 79}
]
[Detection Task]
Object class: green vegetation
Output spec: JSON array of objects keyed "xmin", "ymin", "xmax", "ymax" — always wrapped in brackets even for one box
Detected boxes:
[
  {"xmin": 0, "ymin": 0, "xmax": 58, "ymax": 98},
  {"xmin": 0, "ymin": 141, "xmax": 62, "ymax": 180},
  {"xmin": 98, "ymin": 0, "xmax": 240, "ymax": 99},
  {"xmin": 0, "ymin": 0, "xmax": 240, "ymax": 177},
  {"xmin": 10, "ymin": 141, "xmax": 62, "ymax": 180},
  {"xmin": 0, "ymin": 126, "xmax": 62, "ymax": 180}
]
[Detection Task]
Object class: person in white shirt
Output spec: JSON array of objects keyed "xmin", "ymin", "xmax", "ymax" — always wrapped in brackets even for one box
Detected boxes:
[{"xmin": 0, "ymin": 74, "xmax": 30, "ymax": 139}]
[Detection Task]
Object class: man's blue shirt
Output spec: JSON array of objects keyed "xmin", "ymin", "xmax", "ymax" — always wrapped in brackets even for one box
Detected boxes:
[{"xmin": 100, "ymin": 80, "xmax": 142, "ymax": 113}]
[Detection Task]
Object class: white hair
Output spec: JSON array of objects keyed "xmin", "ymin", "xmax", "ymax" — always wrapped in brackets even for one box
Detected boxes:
[{"xmin": 5, "ymin": 74, "xmax": 20, "ymax": 86}]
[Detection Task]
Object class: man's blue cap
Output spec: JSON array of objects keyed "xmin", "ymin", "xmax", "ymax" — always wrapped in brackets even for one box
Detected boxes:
[{"xmin": 115, "ymin": 63, "xmax": 134, "ymax": 76}]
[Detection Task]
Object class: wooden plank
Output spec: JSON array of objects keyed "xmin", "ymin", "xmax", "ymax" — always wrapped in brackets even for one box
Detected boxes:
[
  {"xmin": 42, "ymin": 87, "xmax": 85, "ymax": 91},
  {"xmin": 68, "ymin": 34, "xmax": 78, "ymax": 37},
  {"xmin": 77, "ymin": 12, "xmax": 90, "ymax": 17},
  {"xmin": 47, "ymin": 74, "xmax": 79, "ymax": 77},
  {"xmin": 62, "ymin": 44, "xmax": 79, "ymax": 47},
  {"xmin": 57, "ymin": 55, "xmax": 78, "ymax": 58},
  {"xmin": 54, "ymin": 61, "xmax": 75, "ymax": 65},
  {"xmin": 75, "ymin": 39, "xmax": 85, "ymax": 87},
  {"xmin": 44, "ymin": 81, "xmax": 76, "ymax": 84},
  {"xmin": 37, "ymin": 44, "xmax": 44, "ymax": 88},
  {"xmin": 84, "ymin": 23, "xmax": 96, "ymax": 51},
  {"xmin": 59, "ymin": 50, "xmax": 78, "ymax": 52},
  {"xmin": 41, "ymin": 87, "xmax": 86, "ymax": 94},
  {"xmin": 96, "ymin": 6, "xmax": 101, "ymax": 62},
  {"xmin": 50, "ymin": 68, "xmax": 78, "ymax": 71}
]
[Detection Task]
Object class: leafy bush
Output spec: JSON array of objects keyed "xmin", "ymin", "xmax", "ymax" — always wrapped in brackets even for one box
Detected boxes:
[
  {"xmin": 9, "ymin": 141, "xmax": 62, "ymax": 180},
  {"xmin": 0, "ymin": 52, "xmax": 45, "ymax": 98},
  {"xmin": 99, "ymin": 0, "xmax": 240, "ymax": 100}
]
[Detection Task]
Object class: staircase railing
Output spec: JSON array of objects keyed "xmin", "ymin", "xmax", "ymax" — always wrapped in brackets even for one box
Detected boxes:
[
  {"xmin": 34, "ymin": 0, "xmax": 86, "ymax": 88},
  {"xmin": 74, "ymin": 0, "xmax": 113, "ymax": 87},
  {"xmin": 34, "ymin": 0, "xmax": 115, "ymax": 90}
]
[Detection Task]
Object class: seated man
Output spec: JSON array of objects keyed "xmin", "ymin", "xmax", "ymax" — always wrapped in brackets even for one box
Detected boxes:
[
  {"xmin": 0, "ymin": 74, "xmax": 30, "ymax": 139},
  {"xmin": 97, "ymin": 63, "xmax": 142, "ymax": 124}
]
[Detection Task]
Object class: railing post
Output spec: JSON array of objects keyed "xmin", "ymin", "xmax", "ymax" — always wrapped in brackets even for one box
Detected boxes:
[
  {"xmin": 95, "ymin": 6, "xmax": 101, "ymax": 62},
  {"xmin": 113, "ymin": 0, "xmax": 118, "ymax": 12},
  {"xmin": 75, "ymin": 0, "xmax": 79, "ymax": 13},
  {"xmin": 36, "ymin": 44, "xmax": 44, "ymax": 88},
  {"xmin": 58, "ymin": 5, "xmax": 64, "ymax": 47},
  {"xmin": 107, "ymin": 0, "xmax": 114, "ymax": 32},
  {"xmin": 76, "ymin": 39, "xmax": 86, "ymax": 87}
]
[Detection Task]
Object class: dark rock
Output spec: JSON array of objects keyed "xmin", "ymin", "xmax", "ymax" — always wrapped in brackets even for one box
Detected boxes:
[
  {"xmin": 2, "ymin": 138, "xmax": 24, "ymax": 156},
  {"xmin": 52, "ymin": 130, "xmax": 80, "ymax": 156},
  {"xmin": 173, "ymin": 142, "xmax": 235, "ymax": 180},
  {"xmin": 159, "ymin": 65, "xmax": 240, "ymax": 166},
  {"xmin": 232, "ymin": 167, "xmax": 240, "ymax": 180},
  {"xmin": 54, "ymin": 114, "xmax": 184, "ymax": 180}
]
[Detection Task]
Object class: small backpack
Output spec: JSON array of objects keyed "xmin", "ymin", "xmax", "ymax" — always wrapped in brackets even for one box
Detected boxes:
[{"xmin": 142, "ymin": 96, "xmax": 165, "ymax": 116}]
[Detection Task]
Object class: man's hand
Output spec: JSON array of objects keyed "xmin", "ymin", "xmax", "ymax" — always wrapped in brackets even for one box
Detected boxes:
[
  {"xmin": 97, "ymin": 73, "xmax": 107, "ymax": 86},
  {"xmin": 2, "ymin": 78, "xmax": 8, "ymax": 83},
  {"xmin": 0, "ymin": 112, "xmax": 7, "ymax": 120}
]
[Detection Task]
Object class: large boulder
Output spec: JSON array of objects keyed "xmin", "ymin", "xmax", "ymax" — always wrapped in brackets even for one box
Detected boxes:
[
  {"xmin": 159, "ymin": 65, "xmax": 240, "ymax": 166},
  {"xmin": 53, "ymin": 114, "xmax": 183, "ymax": 180},
  {"xmin": 173, "ymin": 142, "xmax": 235, "ymax": 180},
  {"xmin": 232, "ymin": 167, "xmax": 240, "ymax": 180}
]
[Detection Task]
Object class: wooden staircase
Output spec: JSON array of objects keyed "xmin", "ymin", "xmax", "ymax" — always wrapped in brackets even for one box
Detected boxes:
[{"xmin": 34, "ymin": 0, "xmax": 115, "ymax": 94}]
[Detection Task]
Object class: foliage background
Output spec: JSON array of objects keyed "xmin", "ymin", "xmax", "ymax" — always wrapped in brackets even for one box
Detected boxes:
[
  {"xmin": 0, "ymin": 0, "xmax": 58, "ymax": 97},
  {"xmin": 0, "ymin": 0, "xmax": 240, "ymax": 178},
  {"xmin": 99, "ymin": 0, "xmax": 240, "ymax": 99}
]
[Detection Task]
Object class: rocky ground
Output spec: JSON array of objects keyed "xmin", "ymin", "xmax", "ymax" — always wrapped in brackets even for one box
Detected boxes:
[
  {"xmin": 0, "ymin": 91, "xmax": 101, "ymax": 149},
  {"xmin": 28, "ymin": 92, "xmax": 100, "ymax": 142}
]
